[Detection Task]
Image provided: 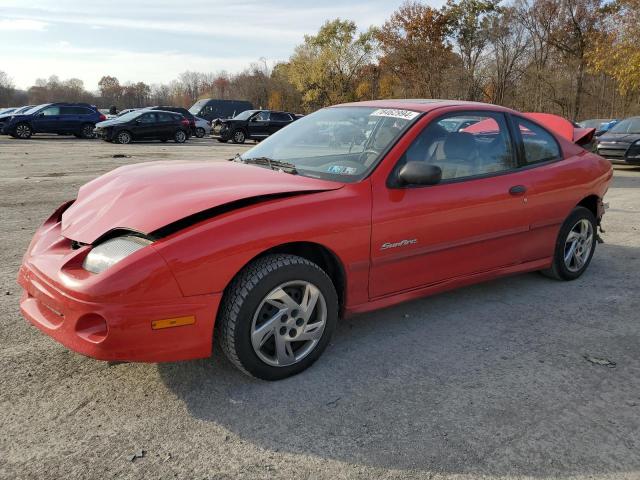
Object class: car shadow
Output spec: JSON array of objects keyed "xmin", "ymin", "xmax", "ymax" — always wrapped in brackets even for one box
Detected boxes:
[{"xmin": 158, "ymin": 242, "xmax": 640, "ymax": 477}]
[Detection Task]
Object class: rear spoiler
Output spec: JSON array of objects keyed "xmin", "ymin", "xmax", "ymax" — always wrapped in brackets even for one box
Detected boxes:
[{"xmin": 524, "ymin": 113, "xmax": 595, "ymax": 147}]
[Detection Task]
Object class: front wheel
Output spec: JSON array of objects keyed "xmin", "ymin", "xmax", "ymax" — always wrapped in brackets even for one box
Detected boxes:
[
  {"xmin": 14, "ymin": 123, "xmax": 32, "ymax": 139},
  {"xmin": 115, "ymin": 130, "xmax": 132, "ymax": 144},
  {"xmin": 195, "ymin": 127, "xmax": 205, "ymax": 138},
  {"xmin": 541, "ymin": 206, "xmax": 597, "ymax": 280},
  {"xmin": 218, "ymin": 254, "xmax": 338, "ymax": 380},
  {"xmin": 231, "ymin": 129, "xmax": 246, "ymax": 144}
]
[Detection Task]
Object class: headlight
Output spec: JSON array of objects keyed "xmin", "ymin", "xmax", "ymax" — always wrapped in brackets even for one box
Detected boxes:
[{"xmin": 82, "ymin": 235, "xmax": 152, "ymax": 274}]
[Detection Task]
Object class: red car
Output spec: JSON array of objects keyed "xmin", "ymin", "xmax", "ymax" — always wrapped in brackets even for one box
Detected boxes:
[{"xmin": 18, "ymin": 100, "xmax": 612, "ymax": 380}]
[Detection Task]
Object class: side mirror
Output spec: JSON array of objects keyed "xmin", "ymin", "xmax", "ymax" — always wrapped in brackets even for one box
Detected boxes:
[
  {"xmin": 397, "ymin": 162, "xmax": 442, "ymax": 186},
  {"xmin": 250, "ymin": 117, "xmax": 258, "ymax": 122},
  {"xmin": 135, "ymin": 119, "xmax": 141, "ymax": 124}
]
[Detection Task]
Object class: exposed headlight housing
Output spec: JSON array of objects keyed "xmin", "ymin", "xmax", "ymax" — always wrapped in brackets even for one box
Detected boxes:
[{"xmin": 82, "ymin": 235, "xmax": 152, "ymax": 274}]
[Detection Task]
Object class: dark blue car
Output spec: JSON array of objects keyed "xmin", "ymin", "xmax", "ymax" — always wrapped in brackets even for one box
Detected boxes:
[{"xmin": 0, "ymin": 103, "xmax": 106, "ymax": 139}]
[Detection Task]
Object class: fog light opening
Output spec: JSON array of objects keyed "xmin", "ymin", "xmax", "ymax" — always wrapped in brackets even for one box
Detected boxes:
[{"xmin": 76, "ymin": 313, "xmax": 108, "ymax": 343}]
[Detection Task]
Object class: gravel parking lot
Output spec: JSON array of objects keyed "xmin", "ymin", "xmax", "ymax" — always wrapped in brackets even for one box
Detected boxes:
[{"xmin": 1, "ymin": 135, "xmax": 639, "ymax": 480}]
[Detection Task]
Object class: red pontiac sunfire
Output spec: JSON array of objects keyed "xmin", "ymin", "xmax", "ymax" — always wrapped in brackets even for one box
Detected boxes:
[{"xmin": 18, "ymin": 100, "xmax": 612, "ymax": 380}]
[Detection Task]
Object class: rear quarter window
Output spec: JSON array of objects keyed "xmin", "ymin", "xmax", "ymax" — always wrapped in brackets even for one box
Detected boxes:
[{"xmin": 514, "ymin": 117, "xmax": 561, "ymax": 164}]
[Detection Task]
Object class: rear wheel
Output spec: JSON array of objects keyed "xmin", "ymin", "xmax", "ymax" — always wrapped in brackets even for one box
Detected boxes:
[
  {"xmin": 174, "ymin": 129, "xmax": 187, "ymax": 143},
  {"xmin": 232, "ymin": 129, "xmax": 246, "ymax": 144},
  {"xmin": 195, "ymin": 127, "xmax": 205, "ymax": 138},
  {"xmin": 541, "ymin": 206, "xmax": 597, "ymax": 280},
  {"xmin": 14, "ymin": 123, "xmax": 32, "ymax": 139},
  {"xmin": 218, "ymin": 254, "xmax": 338, "ymax": 380},
  {"xmin": 115, "ymin": 130, "xmax": 132, "ymax": 144},
  {"xmin": 80, "ymin": 123, "xmax": 95, "ymax": 139}
]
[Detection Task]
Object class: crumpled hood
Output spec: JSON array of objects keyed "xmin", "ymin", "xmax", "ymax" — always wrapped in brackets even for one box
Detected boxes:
[{"xmin": 61, "ymin": 161, "xmax": 342, "ymax": 243}]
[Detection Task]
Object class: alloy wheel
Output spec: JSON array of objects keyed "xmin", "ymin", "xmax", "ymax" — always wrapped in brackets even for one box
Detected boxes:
[
  {"xmin": 233, "ymin": 130, "xmax": 245, "ymax": 143},
  {"xmin": 117, "ymin": 131, "xmax": 131, "ymax": 144},
  {"xmin": 16, "ymin": 124, "xmax": 30, "ymax": 138},
  {"xmin": 175, "ymin": 130, "xmax": 186, "ymax": 143},
  {"xmin": 563, "ymin": 218, "xmax": 594, "ymax": 273},
  {"xmin": 82, "ymin": 124, "xmax": 94, "ymax": 138},
  {"xmin": 250, "ymin": 280, "xmax": 327, "ymax": 367}
]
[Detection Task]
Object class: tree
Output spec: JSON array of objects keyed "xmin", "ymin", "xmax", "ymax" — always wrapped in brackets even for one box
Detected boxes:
[
  {"xmin": 447, "ymin": 0, "xmax": 500, "ymax": 100},
  {"xmin": 375, "ymin": 2, "xmax": 456, "ymax": 98},
  {"xmin": 0, "ymin": 71, "xmax": 16, "ymax": 106},
  {"xmin": 589, "ymin": 0, "xmax": 640, "ymax": 98},
  {"xmin": 287, "ymin": 19, "xmax": 375, "ymax": 110},
  {"xmin": 98, "ymin": 76, "xmax": 122, "ymax": 107}
]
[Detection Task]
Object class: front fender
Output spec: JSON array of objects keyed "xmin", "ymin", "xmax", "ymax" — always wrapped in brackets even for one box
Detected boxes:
[{"xmin": 152, "ymin": 181, "xmax": 372, "ymax": 308}]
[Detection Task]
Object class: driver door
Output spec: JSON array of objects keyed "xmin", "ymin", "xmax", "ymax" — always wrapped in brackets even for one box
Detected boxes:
[
  {"xmin": 369, "ymin": 111, "xmax": 531, "ymax": 298},
  {"xmin": 31, "ymin": 106, "xmax": 61, "ymax": 133},
  {"xmin": 248, "ymin": 111, "xmax": 270, "ymax": 139}
]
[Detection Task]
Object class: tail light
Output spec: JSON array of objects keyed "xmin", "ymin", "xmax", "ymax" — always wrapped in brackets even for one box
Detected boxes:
[
  {"xmin": 181, "ymin": 119, "xmax": 190, "ymax": 127},
  {"xmin": 99, "ymin": 113, "xmax": 106, "ymax": 121}
]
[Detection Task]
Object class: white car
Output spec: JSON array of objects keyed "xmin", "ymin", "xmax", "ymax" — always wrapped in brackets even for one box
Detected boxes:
[{"xmin": 194, "ymin": 116, "xmax": 211, "ymax": 138}]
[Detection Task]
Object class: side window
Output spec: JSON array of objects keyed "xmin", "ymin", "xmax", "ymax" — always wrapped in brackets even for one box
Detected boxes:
[
  {"xmin": 400, "ymin": 112, "xmax": 516, "ymax": 181},
  {"xmin": 255, "ymin": 111, "xmax": 270, "ymax": 122},
  {"xmin": 156, "ymin": 112, "xmax": 172, "ymax": 122},
  {"xmin": 139, "ymin": 113, "xmax": 156, "ymax": 124},
  {"xmin": 41, "ymin": 106, "xmax": 60, "ymax": 116},
  {"xmin": 514, "ymin": 117, "xmax": 561, "ymax": 164},
  {"xmin": 272, "ymin": 112, "xmax": 291, "ymax": 122}
]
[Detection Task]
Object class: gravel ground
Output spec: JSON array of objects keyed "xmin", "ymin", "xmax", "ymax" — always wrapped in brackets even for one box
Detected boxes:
[{"xmin": 0, "ymin": 135, "xmax": 639, "ymax": 480}]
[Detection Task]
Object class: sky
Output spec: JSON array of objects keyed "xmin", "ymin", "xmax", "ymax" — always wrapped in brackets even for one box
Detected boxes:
[{"xmin": 0, "ymin": 0, "xmax": 443, "ymax": 92}]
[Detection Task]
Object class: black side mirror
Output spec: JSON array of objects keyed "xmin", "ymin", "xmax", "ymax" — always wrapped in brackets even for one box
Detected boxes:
[{"xmin": 397, "ymin": 162, "xmax": 442, "ymax": 186}]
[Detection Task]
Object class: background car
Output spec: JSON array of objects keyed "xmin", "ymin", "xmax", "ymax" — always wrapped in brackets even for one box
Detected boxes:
[
  {"xmin": 214, "ymin": 109, "xmax": 298, "ymax": 143},
  {"xmin": 0, "ymin": 107, "xmax": 18, "ymax": 116},
  {"xmin": 194, "ymin": 116, "xmax": 211, "ymax": 138},
  {"xmin": 146, "ymin": 106, "xmax": 196, "ymax": 136},
  {"xmin": 189, "ymin": 98, "xmax": 253, "ymax": 122},
  {"xmin": 94, "ymin": 109, "xmax": 190, "ymax": 144},
  {"xmin": 1, "ymin": 103, "xmax": 106, "ymax": 139},
  {"xmin": 578, "ymin": 118, "xmax": 619, "ymax": 136},
  {"xmin": 0, "ymin": 105, "xmax": 34, "ymax": 132},
  {"xmin": 596, "ymin": 116, "xmax": 640, "ymax": 164}
]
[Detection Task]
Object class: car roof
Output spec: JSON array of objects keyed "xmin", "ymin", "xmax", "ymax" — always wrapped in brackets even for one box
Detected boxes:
[{"xmin": 336, "ymin": 99, "xmax": 514, "ymax": 114}]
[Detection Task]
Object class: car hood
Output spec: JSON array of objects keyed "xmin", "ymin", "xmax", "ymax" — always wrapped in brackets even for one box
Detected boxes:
[
  {"xmin": 61, "ymin": 161, "xmax": 342, "ymax": 244},
  {"xmin": 598, "ymin": 133, "xmax": 640, "ymax": 145},
  {"xmin": 95, "ymin": 119, "xmax": 123, "ymax": 128}
]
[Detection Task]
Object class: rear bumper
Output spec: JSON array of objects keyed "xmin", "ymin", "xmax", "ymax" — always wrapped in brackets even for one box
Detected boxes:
[{"xmin": 18, "ymin": 246, "xmax": 222, "ymax": 363}]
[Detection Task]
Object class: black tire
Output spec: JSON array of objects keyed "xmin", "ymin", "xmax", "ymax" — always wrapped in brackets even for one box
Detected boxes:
[
  {"xmin": 174, "ymin": 129, "xmax": 187, "ymax": 143},
  {"xmin": 14, "ymin": 123, "xmax": 32, "ymax": 139},
  {"xmin": 541, "ymin": 206, "xmax": 597, "ymax": 280},
  {"xmin": 218, "ymin": 254, "xmax": 338, "ymax": 380},
  {"xmin": 115, "ymin": 130, "xmax": 132, "ymax": 144},
  {"xmin": 195, "ymin": 127, "xmax": 205, "ymax": 138},
  {"xmin": 231, "ymin": 129, "xmax": 246, "ymax": 144},
  {"xmin": 80, "ymin": 123, "xmax": 95, "ymax": 139}
]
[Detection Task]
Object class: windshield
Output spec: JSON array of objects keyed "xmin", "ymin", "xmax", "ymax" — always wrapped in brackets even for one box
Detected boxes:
[
  {"xmin": 189, "ymin": 100, "xmax": 207, "ymax": 115},
  {"xmin": 610, "ymin": 117, "xmax": 640, "ymax": 134},
  {"xmin": 115, "ymin": 111, "xmax": 143, "ymax": 122},
  {"xmin": 240, "ymin": 106, "xmax": 420, "ymax": 182},
  {"xmin": 233, "ymin": 110, "xmax": 258, "ymax": 120},
  {"xmin": 23, "ymin": 104, "xmax": 49, "ymax": 115}
]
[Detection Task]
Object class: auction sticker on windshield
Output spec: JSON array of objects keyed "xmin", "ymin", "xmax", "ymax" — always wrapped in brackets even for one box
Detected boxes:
[{"xmin": 371, "ymin": 109, "xmax": 420, "ymax": 120}]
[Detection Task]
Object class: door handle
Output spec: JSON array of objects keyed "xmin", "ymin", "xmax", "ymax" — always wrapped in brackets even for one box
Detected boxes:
[{"xmin": 509, "ymin": 185, "xmax": 527, "ymax": 195}]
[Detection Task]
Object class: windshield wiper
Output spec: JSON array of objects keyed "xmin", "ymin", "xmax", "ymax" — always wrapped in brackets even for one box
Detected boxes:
[{"xmin": 239, "ymin": 156, "xmax": 298, "ymax": 174}]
